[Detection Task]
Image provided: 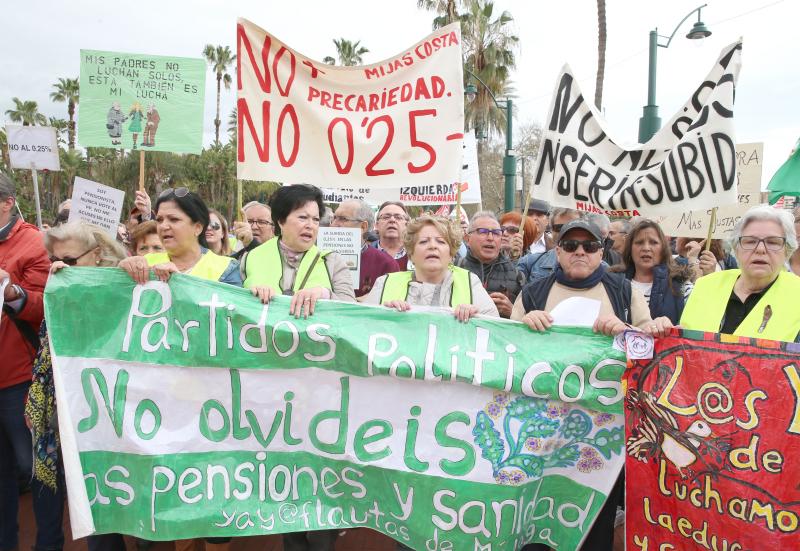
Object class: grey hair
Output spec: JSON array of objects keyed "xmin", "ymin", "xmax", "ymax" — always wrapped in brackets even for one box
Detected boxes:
[
  {"xmin": 243, "ymin": 201, "xmax": 269, "ymax": 213},
  {"xmin": 468, "ymin": 210, "xmax": 498, "ymax": 230},
  {"xmin": 730, "ymin": 205, "xmax": 798, "ymax": 259},
  {"xmin": 340, "ymin": 199, "xmax": 375, "ymax": 232},
  {"xmin": 0, "ymin": 172, "xmax": 16, "ymax": 200},
  {"xmin": 550, "ymin": 207, "xmax": 581, "ymax": 224},
  {"xmin": 320, "ymin": 206, "xmax": 334, "ymax": 227},
  {"xmin": 44, "ymin": 221, "xmax": 127, "ymax": 266},
  {"xmin": 585, "ymin": 213, "xmax": 611, "ymax": 236}
]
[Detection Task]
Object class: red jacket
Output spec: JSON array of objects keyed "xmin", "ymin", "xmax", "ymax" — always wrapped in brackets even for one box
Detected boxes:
[{"xmin": 1, "ymin": 217, "xmax": 50, "ymax": 389}]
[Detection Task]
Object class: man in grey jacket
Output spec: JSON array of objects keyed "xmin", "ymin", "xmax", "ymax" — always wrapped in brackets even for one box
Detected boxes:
[{"xmin": 457, "ymin": 211, "xmax": 525, "ymax": 318}]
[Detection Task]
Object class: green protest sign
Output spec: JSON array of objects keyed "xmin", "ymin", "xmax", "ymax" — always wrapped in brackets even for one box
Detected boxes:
[
  {"xmin": 78, "ymin": 50, "xmax": 206, "ymax": 153},
  {"xmin": 46, "ymin": 268, "xmax": 626, "ymax": 550}
]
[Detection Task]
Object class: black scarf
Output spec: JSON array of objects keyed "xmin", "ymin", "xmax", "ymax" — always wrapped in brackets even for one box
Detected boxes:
[
  {"xmin": 0, "ymin": 213, "xmax": 19, "ymax": 242},
  {"xmin": 555, "ymin": 263, "xmax": 606, "ymax": 289}
]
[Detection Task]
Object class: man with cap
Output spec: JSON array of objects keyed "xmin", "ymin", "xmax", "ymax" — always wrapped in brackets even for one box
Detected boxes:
[
  {"xmin": 526, "ymin": 198, "xmax": 551, "ymax": 254},
  {"xmin": 512, "ymin": 218, "xmax": 670, "ymax": 551},
  {"xmin": 517, "ymin": 207, "xmax": 581, "ymax": 281}
]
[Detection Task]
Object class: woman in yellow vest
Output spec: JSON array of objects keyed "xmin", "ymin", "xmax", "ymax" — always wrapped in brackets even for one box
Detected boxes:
[
  {"xmin": 243, "ymin": 184, "xmax": 355, "ymax": 319},
  {"xmin": 119, "ymin": 188, "xmax": 241, "ymax": 286},
  {"xmin": 362, "ymin": 215, "xmax": 499, "ymax": 321},
  {"xmin": 681, "ymin": 205, "xmax": 800, "ymax": 341}
]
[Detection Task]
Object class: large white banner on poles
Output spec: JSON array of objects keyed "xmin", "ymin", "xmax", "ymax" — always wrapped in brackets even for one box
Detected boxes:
[
  {"xmin": 320, "ymin": 130, "xmax": 481, "ymax": 206},
  {"xmin": 531, "ymin": 41, "xmax": 742, "ymax": 216},
  {"xmin": 236, "ymin": 18, "xmax": 465, "ymax": 188}
]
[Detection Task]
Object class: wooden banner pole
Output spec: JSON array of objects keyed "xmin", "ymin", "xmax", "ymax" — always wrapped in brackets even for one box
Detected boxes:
[
  {"xmin": 29, "ymin": 163, "xmax": 43, "ymax": 229},
  {"xmin": 237, "ymin": 179, "xmax": 243, "ymax": 222},
  {"xmin": 705, "ymin": 207, "xmax": 717, "ymax": 251},
  {"xmin": 138, "ymin": 150, "xmax": 145, "ymax": 193}
]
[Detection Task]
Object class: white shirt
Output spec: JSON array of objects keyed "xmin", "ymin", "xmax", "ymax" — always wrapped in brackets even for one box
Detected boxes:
[{"xmin": 529, "ymin": 233, "xmax": 547, "ymax": 254}]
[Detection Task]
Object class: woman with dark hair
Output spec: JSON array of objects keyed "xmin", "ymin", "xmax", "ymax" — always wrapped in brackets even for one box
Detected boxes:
[
  {"xmin": 613, "ymin": 219, "xmax": 693, "ymax": 324},
  {"xmin": 243, "ymin": 184, "xmax": 355, "ymax": 318},
  {"xmin": 498, "ymin": 212, "xmax": 534, "ymax": 261},
  {"xmin": 119, "ymin": 188, "xmax": 241, "ymax": 285}
]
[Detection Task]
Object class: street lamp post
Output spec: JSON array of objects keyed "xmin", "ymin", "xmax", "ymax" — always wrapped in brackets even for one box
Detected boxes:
[
  {"xmin": 464, "ymin": 71, "xmax": 516, "ymax": 212},
  {"xmin": 638, "ymin": 4, "xmax": 712, "ymax": 143}
]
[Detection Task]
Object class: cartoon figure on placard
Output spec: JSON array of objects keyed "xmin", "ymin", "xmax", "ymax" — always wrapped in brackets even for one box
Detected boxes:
[
  {"xmin": 105, "ymin": 102, "xmax": 127, "ymax": 146},
  {"xmin": 142, "ymin": 103, "xmax": 160, "ymax": 147},
  {"xmin": 128, "ymin": 102, "xmax": 144, "ymax": 150}
]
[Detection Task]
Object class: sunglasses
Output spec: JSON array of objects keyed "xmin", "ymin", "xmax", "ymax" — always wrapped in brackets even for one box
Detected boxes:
[
  {"xmin": 501, "ymin": 226, "xmax": 520, "ymax": 235},
  {"xmin": 470, "ymin": 228, "xmax": 503, "ymax": 237},
  {"xmin": 208, "ymin": 222, "xmax": 222, "ymax": 231},
  {"xmin": 158, "ymin": 187, "xmax": 190, "ymax": 199},
  {"xmin": 559, "ymin": 239, "xmax": 602, "ymax": 253},
  {"xmin": 50, "ymin": 247, "xmax": 94, "ymax": 266}
]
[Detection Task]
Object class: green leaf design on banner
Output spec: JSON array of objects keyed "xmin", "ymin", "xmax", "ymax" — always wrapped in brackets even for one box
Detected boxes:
[
  {"xmin": 588, "ymin": 427, "xmax": 624, "ymax": 459},
  {"xmin": 544, "ymin": 443, "xmax": 581, "ymax": 468},
  {"xmin": 473, "ymin": 411, "xmax": 505, "ymax": 470},
  {"xmin": 560, "ymin": 410, "xmax": 592, "ymax": 439}
]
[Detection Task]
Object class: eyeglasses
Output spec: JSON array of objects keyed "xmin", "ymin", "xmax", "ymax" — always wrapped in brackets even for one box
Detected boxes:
[
  {"xmin": 737, "ymin": 236, "xmax": 786, "ymax": 251},
  {"xmin": 333, "ymin": 215, "xmax": 363, "ymax": 224},
  {"xmin": 49, "ymin": 247, "xmax": 94, "ymax": 266},
  {"xmin": 501, "ymin": 226, "xmax": 520, "ymax": 235},
  {"xmin": 470, "ymin": 228, "xmax": 503, "ymax": 237},
  {"xmin": 158, "ymin": 187, "xmax": 190, "ymax": 199},
  {"xmin": 208, "ymin": 222, "xmax": 221, "ymax": 231},
  {"xmin": 559, "ymin": 239, "xmax": 602, "ymax": 253},
  {"xmin": 608, "ymin": 230, "xmax": 627, "ymax": 237},
  {"xmin": 247, "ymin": 218, "xmax": 274, "ymax": 227},
  {"xmin": 378, "ymin": 213, "xmax": 408, "ymax": 222}
]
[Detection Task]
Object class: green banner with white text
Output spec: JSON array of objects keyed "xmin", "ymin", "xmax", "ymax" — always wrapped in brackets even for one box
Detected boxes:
[{"xmin": 46, "ymin": 268, "xmax": 626, "ymax": 551}]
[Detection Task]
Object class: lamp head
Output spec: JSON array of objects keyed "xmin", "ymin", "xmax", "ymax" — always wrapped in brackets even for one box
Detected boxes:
[
  {"xmin": 465, "ymin": 83, "xmax": 478, "ymax": 103},
  {"xmin": 687, "ymin": 8, "xmax": 711, "ymax": 40}
]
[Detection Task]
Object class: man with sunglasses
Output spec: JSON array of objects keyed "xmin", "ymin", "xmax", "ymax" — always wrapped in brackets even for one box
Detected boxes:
[
  {"xmin": 457, "ymin": 211, "xmax": 525, "ymax": 318},
  {"xmin": 0, "ymin": 173, "xmax": 50, "ymax": 551},
  {"xmin": 518, "ymin": 207, "xmax": 582, "ymax": 281},
  {"xmin": 513, "ymin": 218, "xmax": 667, "ymax": 551}
]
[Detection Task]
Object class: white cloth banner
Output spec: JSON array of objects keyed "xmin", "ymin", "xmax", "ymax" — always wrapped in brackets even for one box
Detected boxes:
[
  {"xmin": 320, "ymin": 130, "xmax": 481, "ymax": 205},
  {"xmin": 531, "ymin": 41, "xmax": 742, "ymax": 216},
  {"xmin": 656, "ymin": 142, "xmax": 763, "ymax": 238},
  {"xmin": 6, "ymin": 125, "xmax": 60, "ymax": 171},
  {"xmin": 237, "ymin": 18, "xmax": 465, "ymax": 188}
]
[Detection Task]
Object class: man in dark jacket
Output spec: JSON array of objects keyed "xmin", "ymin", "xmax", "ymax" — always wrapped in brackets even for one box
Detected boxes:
[
  {"xmin": 0, "ymin": 173, "xmax": 50, "ymax": 551},
  {"xmin": 457, "ymin": 211, "xmax": 525, "ymax": 318}
]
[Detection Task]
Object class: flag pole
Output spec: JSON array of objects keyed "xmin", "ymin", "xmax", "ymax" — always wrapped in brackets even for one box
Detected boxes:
[
  {"xmin": 138, "ymin": 150, "xmax": 145, "ymax": 193},
  {"xmin": 29, "ymin": 162, "xmax": 43, "ymax": 229},
  {"xmin": 705, "ymin": 207, "xmax": 717, "ymax": 251}
]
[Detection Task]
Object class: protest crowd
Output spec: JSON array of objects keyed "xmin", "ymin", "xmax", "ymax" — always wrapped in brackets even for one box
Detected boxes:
[
  {"xmin": 3, "ymin": 6, "xmax": 800, "ymax": 551},
  {"xmin": 3, "ymin": 160, "xmax": 800, "ymax": 551}
]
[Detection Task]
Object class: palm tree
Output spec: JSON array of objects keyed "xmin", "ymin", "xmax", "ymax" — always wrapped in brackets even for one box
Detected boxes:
[
  {"xmin": 460, "ymin": 0, "xmax": 519, "ymax": 138},
  {"xmin": 48, "ymin": 117, "xmax": 69, "ymax": 147},
  {"xmin": 5, "ymin": 97, "xmax": 47, "ymax": 126},
  {"xmin": 50, "ymin": 77, "xmax": 80, "ymax": 150},
  {"xmin": 203, "ymin": 44, "xmax": 236, "ymax": 144},
  {"xmin": 595, "ymin": 0, "xmax": 607, "ymax": 110},
  {"xmin": 227, "ymin": 106, "xmax": 238, "ymax": 143},
  {"xmin": 323, "ymin": 39, "xmax": 369, "ymax": 66},
  {"xmin": 417, "ymin": 0, "xmax": 461, "ymax": 28}
]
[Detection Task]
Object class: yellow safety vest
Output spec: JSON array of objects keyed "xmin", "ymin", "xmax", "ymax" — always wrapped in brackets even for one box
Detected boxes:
[
  {"xmin": 242, "ymin": 237, "xmax": 332, "ymax": 292},
  {"xmin": 145, "ymin": 250, "xmax": 234, "ymax": 282},
  {"xmin": 380, "ymin": 266, "xmax": 473, "ymax": 307},
  {"xmin": 680, "ymin": 269, "xmax": 800, "ymax": 341}
]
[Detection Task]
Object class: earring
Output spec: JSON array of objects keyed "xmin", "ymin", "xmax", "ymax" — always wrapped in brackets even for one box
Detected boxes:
[{"xmin": 96, "ymin": 259, "xmax": 101, "ymax": 265}]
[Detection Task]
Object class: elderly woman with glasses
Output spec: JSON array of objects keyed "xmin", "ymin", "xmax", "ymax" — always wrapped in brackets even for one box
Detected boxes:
[
  {"xmin": 26, "ymin": 221, "xmax": 128, "ymax": 551},
  {"xmin": 681, "ymin": 205, "xmax": 800, "ymax": 341},
  {"xmin": 119, "ymin": 188, "xmax": 241, "ymax": 286}
]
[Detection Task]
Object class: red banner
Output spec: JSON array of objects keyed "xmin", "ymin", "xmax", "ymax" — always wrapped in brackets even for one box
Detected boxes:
[{"xmin": 624, "ymin": 330, "xmax": 800, "ymax": 551}]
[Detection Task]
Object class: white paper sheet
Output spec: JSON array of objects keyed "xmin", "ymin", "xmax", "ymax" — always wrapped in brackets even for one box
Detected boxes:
[
  {"xmin": 549, "ymin": 296, "xmax": 601, "ymax": 327},
  {"xmin": 0, "ymin": 278, "xmax": 8, "ymax": 323}
]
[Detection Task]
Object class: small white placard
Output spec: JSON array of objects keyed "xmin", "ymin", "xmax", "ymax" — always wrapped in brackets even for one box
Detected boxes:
[
  {"xmin": 317, "ymin": 227, "xmax": 361, "ymax": 289},
  {"xmin": 6, "ymin": 125, "xmax": 60, "ymax": 171},
  {"xmin": 68, "ymin": 177, "xmax": 125, "ymax": 237},
  {"xmin": 625, "ymin": 331, "xmax": 655, "ymax": 360}
]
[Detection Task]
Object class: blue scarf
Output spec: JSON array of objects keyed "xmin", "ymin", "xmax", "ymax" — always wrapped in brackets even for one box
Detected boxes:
[{"xmin": 555, "ymin": 264, "xmax": 606, "ymax": 289}]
